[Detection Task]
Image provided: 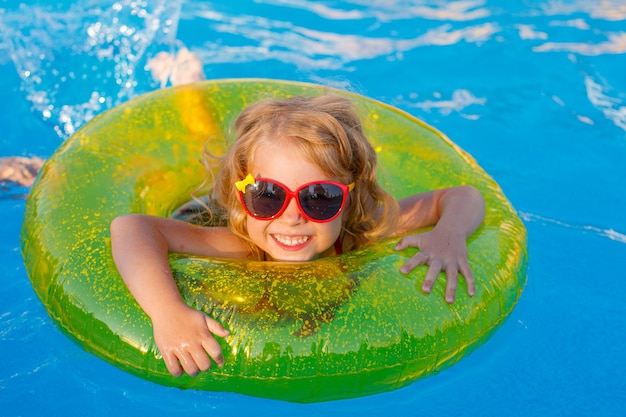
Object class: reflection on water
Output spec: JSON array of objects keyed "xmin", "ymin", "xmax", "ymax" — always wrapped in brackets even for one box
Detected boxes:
[
  {"xmin": 257, "ymin": 0, "xmax": 492, "ymax": 21},
  {"xmin": 542, "ymin": 0, "xmax": 626, "ymax": 21},
  {"xmin": 534, "ymin": 32, "xmax": 626, "ymax": 55},
  {"xmin": 188, "ymin": 5, "xmax": 499, "ymax": 69},
  {"xmin": 396, "ymin": 89, "xmax": 487, "ymax": 119}
]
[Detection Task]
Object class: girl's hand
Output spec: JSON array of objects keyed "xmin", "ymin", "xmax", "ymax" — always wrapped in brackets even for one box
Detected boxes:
[
  {"xmin": 395, "ymin": 228, "xmax": 475, "ymax": 303},
  {"xmin": 151, "ymin": 303, "xmax": 230, "ymax": 377}
]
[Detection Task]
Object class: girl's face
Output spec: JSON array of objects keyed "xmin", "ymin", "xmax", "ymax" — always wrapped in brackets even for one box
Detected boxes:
[{"xmin": 244, "ymin": 139, "xmax": 345, "ymax": 262}]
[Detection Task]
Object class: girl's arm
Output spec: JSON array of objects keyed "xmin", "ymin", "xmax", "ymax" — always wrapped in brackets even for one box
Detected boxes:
[
  {"xmin": 393, "ymin": 185, "xmax": 485, "ymax": 303},
  {"xmin": 110, "ymin": 214, "xmax": 248, "ymax": 376}
]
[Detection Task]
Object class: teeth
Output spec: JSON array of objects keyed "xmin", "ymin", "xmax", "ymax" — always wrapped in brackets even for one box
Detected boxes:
[{"xmin": 273, "ymin": 234, "xmax": 310, "ymax": 246}]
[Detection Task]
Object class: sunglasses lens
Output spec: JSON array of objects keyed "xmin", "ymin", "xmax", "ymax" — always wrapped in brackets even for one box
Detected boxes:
[
  {"xmin": 239, "ymin": 178, "xmax": 349, "ymax": 222},
  {"xmin": 298, "ymin": 183, "xmax": 345, "ymax": 221},
  {"xmin": 243, "ymin": 180, "xmax": 287, "ymax": 218}
]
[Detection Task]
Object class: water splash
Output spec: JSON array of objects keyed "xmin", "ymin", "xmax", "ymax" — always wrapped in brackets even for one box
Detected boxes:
[{"xmin": 2, "ymin": 0, "xmax": 183, "ymax": 139}]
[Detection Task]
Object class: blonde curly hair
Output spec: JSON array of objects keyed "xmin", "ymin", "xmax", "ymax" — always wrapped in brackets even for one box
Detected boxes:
[{"xmin": 202, "ymin": 95, "xmax": 399, "ymax": 260}]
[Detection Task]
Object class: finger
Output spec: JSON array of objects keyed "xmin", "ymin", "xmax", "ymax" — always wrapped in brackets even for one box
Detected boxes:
[
  {"xmin": 459, "ymin": 262, "xmax": 476, "ymax": 296},
  {"xmin": 422, "ymin": 259, "xmax": 442, "ymax": 294},
  {"xmin": 400, "ymin": 251, "xmax": 429, "ymax": 274},
  {"xmin": 206, "ymin": 317, "xmax": 230, "ymax": 338},
  {"xmin": 189, "ymin": 345, "xmax": 213, "ymax": 372},
  {"xmin": 205, "ymin": 317, "xmax": 228, "ymax": 367},
  {"xmin": 395, "ymin": 235, "xmax": 421, "ymax": 250},
  {"xmin": 202, "ymin": 338, "xmax": 226, "ymax": 367},
  {"xmin": 178, "ymin": 350, "xmax": 201, "ymax": 377},
  {"xmin": 445, "ymin": 266, "xmax": 459, "ymax": 304},
  {"xmin": 162, "ymin": 351, "xmax": 184, "ymax": 377}
]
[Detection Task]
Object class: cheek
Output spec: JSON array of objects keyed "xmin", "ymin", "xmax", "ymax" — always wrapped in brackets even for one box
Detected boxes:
[
  {"xmin": 245, "ymin": 216, "xmax": 270, "ymax": 244},
  {"xmin": 325, "ymin": 217, "xmax": 345, "ymax": 241},
  {"xmin": 246, "ymin": 216, "xmax": 260, "ymax": 235}
]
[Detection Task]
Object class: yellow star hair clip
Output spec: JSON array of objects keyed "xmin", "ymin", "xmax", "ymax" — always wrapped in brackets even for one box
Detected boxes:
[{"xmin": 235, "ymin": 173, "xmax": 256, "ymax": 193}]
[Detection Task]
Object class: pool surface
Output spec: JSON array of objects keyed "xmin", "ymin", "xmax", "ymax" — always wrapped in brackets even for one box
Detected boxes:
[{"xmin": 1, "ymin": 1, "xmax": 625, "ymax": 416}]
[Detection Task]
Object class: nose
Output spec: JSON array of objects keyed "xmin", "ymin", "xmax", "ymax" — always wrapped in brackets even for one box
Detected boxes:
[{"xmin": 278, "ymin": 196, "xmax": 304, "ymax": 225}]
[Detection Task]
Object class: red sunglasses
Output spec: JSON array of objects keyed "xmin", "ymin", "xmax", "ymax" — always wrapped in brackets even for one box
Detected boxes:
[{"xmin": 235, "ymin": 174, "xmax": 354, "ymax": 223}]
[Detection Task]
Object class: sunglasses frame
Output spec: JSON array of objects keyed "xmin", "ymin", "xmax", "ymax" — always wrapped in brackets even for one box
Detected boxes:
[{"xmin": 236, "ymin": 175, "xmax": 354, "ymax": 223}]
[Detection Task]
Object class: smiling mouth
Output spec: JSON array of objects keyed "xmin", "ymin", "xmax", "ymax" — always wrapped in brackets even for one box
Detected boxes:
[{"xmin": 272, "ymin": 234, "xmax": 311, "ymax": 248}]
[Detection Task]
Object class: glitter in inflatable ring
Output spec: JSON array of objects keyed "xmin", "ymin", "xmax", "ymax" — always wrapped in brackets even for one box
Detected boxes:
[{"xmin": 21, "ymin": 79, "xmax": 527, "ymax": 403}]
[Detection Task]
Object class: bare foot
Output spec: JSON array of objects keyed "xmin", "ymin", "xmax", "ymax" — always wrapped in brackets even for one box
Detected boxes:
[
  {"xmin": 147, "ymin": 47, "xmax": 205, "ymax": 88},
  {"xmin": 0, "ymin": 156, "xmax": 45, "ymax": 187}
]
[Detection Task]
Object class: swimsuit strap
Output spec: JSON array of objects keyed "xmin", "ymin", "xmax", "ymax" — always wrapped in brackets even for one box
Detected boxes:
[{"xmin": 334, "ymin": 238, "xmax": 343, "ymax": 255}]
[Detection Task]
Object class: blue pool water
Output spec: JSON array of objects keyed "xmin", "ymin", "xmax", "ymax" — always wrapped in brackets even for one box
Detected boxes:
[{"xmin": 2, "ymin": 0, "xmax": 626, "ymax": 415}]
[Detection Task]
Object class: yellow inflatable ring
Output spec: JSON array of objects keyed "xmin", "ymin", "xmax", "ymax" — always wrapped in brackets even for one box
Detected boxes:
[{"xmin": 21, "ymin": 79, "xmax": 527, "ymax": 403}]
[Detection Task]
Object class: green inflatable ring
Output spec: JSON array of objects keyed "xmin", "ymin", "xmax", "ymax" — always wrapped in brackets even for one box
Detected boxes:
[{"xmin": 21, "ymin": 79, "xmax": 527, "ymax": 403}]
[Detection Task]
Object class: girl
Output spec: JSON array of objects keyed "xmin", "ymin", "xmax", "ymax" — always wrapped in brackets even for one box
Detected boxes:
[{"xmin": 110, "ymin": 95, "xmax": 485, "ymax": 378}]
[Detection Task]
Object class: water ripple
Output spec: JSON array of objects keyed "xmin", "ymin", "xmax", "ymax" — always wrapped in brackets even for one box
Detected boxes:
[
  {"xmin": 519, "ymin": 211, "xmax": 626, "ymax": 244},
  {"xmin": 258, "ymin": 0, "xmax": 492, "ymax": 22},
  {"xmin": 542, "ymin": 0, "xmax": 626, "ymax": 21},
  {"xmin": 584, "ymin": 76, "xmax": 626, "ymax": 131},
  {"xmin": 191, "ymin": 4, "xmax": 500, "ymax": 70},
  {"xmin": 534, "ymin": 32, "xmax": 626, "ymax": 55}
]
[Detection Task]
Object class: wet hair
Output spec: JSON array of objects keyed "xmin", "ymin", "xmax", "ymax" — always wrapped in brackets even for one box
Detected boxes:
[{"xmin": 202, "ymin": 95, "xmax": 399, "ymax": 259}]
